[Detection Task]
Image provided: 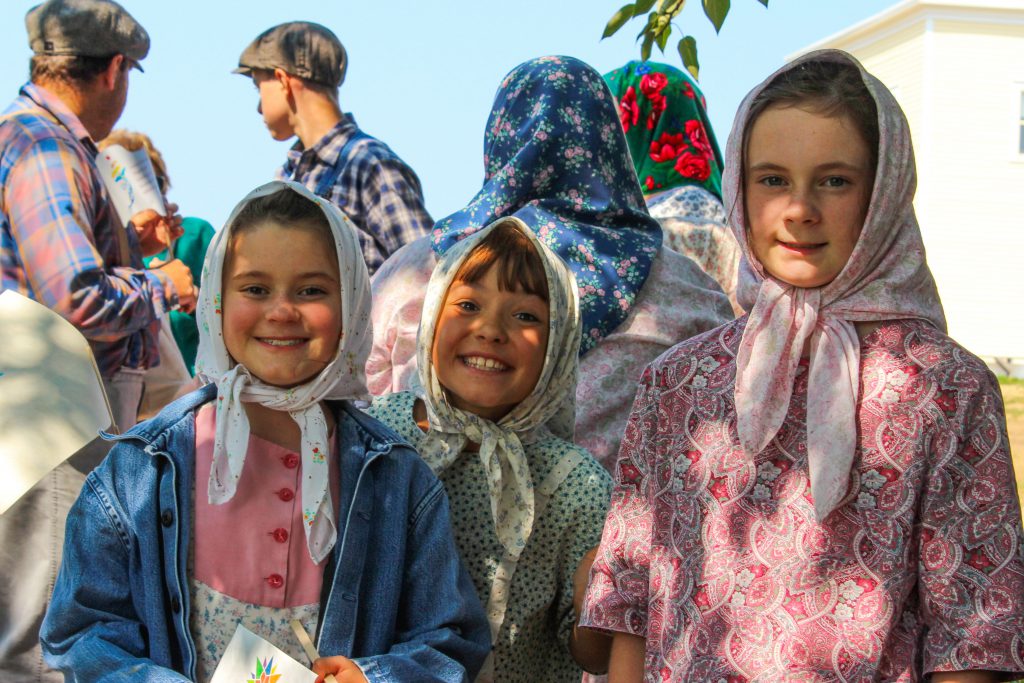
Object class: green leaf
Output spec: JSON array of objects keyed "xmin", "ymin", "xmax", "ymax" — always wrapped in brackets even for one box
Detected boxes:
[
  {"xmin": 655, "ymin": 25, "xmax": 671, "ymax": 52},
  {"xmin": 634, "ymin": 0, "xmax": 658, "ymax": 14},
  {"xmin": 678, "ymin": 35, "xmax": 700, "ymax": 79},
  {"xmin": 702, "ymin": 0, "xmax": 730, "ymax": 33},
  {"xmin": 641, "ymin": 32, "xmax": 655, "ymax": 61},
  {"xmin": 635, "ymin": 11, "xmax": 657, "ymax": 40},
  {"xmin": 756, "ymin": 0, "xmax": 768, "ymax": 6},
  {"xmin": 603, "ymin": 3, "xmax": 636, "ymax": 39}
]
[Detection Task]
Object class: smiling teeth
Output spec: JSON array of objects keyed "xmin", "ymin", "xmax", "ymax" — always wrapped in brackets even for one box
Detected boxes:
[
  {"xmin": 262, "ymin": 339, "xmax": 303, "ymax": 347},
  {"xmin": 463, "ymin": 356, "xmax": 509, "ymax": 371}
]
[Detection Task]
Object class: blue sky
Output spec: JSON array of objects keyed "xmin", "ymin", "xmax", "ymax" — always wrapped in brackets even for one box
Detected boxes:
[{"xmin": 1, "ymin": 0, "xmax": 896, "ymax": 229}]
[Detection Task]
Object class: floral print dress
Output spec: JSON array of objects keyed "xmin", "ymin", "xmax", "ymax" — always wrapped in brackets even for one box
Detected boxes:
[{"xmin": 581, "ymin": 318, "xmax": 1024, "ymax": 681}]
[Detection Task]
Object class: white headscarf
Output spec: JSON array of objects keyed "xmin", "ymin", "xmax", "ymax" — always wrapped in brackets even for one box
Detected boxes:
[
  {"xmin": 413, "ymin": 217, "xmax": 580, "ymax": 557},
  {"xmin": 723, "ymin": 50, "xmax": 945, "ymax": 521},
  {"xmin": 195, "ymin": 180, "xmax": 373, "ymax": 564}
]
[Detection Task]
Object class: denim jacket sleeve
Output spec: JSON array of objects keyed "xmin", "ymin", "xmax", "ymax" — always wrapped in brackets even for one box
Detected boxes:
[
  {"xmin": 353, "ymin": 477, "xmax": 490, "ymax": 683},
  {"xmin": 40, "ymin": 475, "xmax": 189, "ymax": 682}
]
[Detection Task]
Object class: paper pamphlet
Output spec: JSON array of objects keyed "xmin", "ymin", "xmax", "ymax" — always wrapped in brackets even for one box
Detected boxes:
[
  {"xmin": 210, "ymin": 624, "xmax": 317, "ymax": 683},
  {"xmin": 0, "ymin": 291, "xmax": 113, "ymax": 515},
  {"xmin": 95, "ymin": 144, "xmax": 165, "ymax": 227}
]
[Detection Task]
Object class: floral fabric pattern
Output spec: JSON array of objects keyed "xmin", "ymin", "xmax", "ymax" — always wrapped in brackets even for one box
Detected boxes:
[
  {"xmin": 430, "ymin": 56, "xmax": 661, "ymax": 354},
  {"xmin": 582, "ymin": 317, "xmax": 1024, "ymax": 681},
  {"xmin": 604, "ymin": 60, "xmax": 724, "ymax": 198},
  {"xmin": 369, "ymin": 391, "xmax": 611, "ymax": 683},
  {"xmin": 648, "ymin": 185, "xmax": 743, "ymax": 315},
  {"xmin": 190, "ymin": 579, "xmax": 318, "ymax": 683},
  {"xmin": 723, "ymin": 50, "xmax": 946, "ymax": 520},
  {"xmin": 193, "ymin": 181, "xmax": 374, "ymax": 564}
]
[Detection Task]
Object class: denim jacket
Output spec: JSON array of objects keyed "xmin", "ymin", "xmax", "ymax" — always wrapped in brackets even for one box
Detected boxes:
[{"xmin": 40, "ymin": 385, "xmax": 490, "ymax": 682}]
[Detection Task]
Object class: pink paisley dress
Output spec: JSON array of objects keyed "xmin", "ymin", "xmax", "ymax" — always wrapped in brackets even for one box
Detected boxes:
[{"xmin": 581, "ymin": 317, "xmax": 1024, "ymax": 681}]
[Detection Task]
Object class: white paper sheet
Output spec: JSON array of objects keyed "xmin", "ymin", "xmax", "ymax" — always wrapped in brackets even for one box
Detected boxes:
[
  {"xmin": 95, "ymin": 144, "xmax": 166, "ymax": 227},
  {"xmin": 210, "ymin": 624, "xmax": 317, "ymax": 683},
  {"xmin": 0, "ymin": 291, "xmax": 113, "ymax": 515}
]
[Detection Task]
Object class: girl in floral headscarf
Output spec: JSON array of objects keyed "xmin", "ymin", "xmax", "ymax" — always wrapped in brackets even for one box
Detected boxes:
[
  {"xmin": 41, "ymin": 182, "xmax": 489, "ymax": 683},
  {"xmin": 369, "ymin": 218, "xmax": 613, "ymax": 681},
  {"xmin": 368, "ymin": 56, "xmax": 731, "ymax": 471},
  {"xmin": 604, "ymin": 61, "xmax": 743, "ymax": 315},
  {"xmin": 582, "ymin": 51, "xmax": 1024, "ymax": 681}
]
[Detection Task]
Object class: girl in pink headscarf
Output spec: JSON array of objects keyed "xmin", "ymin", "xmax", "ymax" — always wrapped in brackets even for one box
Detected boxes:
[{"xmin": 580, "ymin": 50, "xmax": 1024, "ymax": 682}]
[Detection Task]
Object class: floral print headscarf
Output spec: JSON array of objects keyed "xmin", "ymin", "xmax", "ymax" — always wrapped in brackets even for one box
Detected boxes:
[
  {"xmin": 415, "ymin": 217, "xmax": 580, "ymax": 558},
  {"xmin": 724, "ymin": 50, "xmax": 946, "ymax": 521},
  {"xmin": 195, "ymin": 180, "xmax": 373, "ymax": 564},
  {"xmin": 431, "ymin": 55, "xmax": 660, "ymax": 355},
  {"xmin": 604, "ymin": 60, "xmax": 724, "ymax": 199}
]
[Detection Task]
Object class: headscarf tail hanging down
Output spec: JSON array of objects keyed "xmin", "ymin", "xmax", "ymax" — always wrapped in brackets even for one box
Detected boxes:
[
  {"xmin": 723, "ymin": 50, "xmax": 945, "ymax": 521},
  {"xmin": 431, "ymin": 55, "xmax": 661, "ymax": 355},
  {"xmin": 603, "ymin": 60, "xmax": 724, "ymax": 199},
  {"xmin": 195, "ymin": 180, "xmax": 374, "ymax": 564},
  {"xmin": 413, "ymin": 216, "xmax": 581, "ymax": 558}
]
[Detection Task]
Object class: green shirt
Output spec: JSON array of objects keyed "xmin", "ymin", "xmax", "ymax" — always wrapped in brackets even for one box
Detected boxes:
[{"xmin": 144, "ymin": 216, "xmax": 215, "ymax": 375}]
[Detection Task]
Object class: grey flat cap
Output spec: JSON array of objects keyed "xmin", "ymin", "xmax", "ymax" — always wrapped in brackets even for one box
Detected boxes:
[
  {"xmin": 234, "ymin": 22, "xmax": 347, "ymax": 89},
  {"xmin": 26, "ymin": 0, "xmax": 149, "ymax": 71}
]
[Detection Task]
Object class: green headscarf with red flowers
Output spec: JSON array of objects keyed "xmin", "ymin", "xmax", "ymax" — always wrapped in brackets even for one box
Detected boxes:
[{"xmin": 604, "ymin": 60, "xmax": 724, "ymax": 199}]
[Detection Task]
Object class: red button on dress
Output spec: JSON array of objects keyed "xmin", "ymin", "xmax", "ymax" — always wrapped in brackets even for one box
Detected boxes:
[
  {"xmin": 266, "ymin": 573, "xmax": 284, "ymax": 589},
  {"xmin": 272, "ymin": 528, "xmax": 289, "ymax": 543},
  {"xmin": 277, "ymin": 488, "xmax": 294, "ymax": 502},
  {"xmin": 283, "ymin": 453, "xmax": 299, "ymax": 469}
]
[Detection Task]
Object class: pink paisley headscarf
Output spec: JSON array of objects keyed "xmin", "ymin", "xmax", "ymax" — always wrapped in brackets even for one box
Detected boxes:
[{"xmin": 724, "ymin": 49, "xmax": 946, "ymax": 521}]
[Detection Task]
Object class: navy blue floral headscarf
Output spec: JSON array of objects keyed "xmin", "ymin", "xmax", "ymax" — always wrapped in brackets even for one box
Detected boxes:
[{"xmin": 431, "ymin": 55, "xmax": 662, "ymax": 354}]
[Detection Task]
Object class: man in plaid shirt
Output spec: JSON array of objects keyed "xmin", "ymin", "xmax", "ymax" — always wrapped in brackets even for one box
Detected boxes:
[
  {"xmin": 0, "ymin": 0, "xmax": 196, "ymax": 432},
  {"xmin": 235, "ymin": 22, "xmax": 433, "ymax": 275},
  {"xmin": 0, "ymin": 3, "xmax": 196, "ymax": 680}
]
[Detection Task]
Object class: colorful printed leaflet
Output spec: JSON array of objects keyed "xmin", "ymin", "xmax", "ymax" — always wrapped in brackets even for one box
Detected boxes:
[{"xmin": 210, "ymin": 624, "xmax": 316, "ymax": 683}]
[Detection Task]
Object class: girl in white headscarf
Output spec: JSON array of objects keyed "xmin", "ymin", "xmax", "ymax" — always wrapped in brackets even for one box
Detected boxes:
[
  {"xmin": 41, "ymin": 181, "xmax": 489, "ymax": 683},
  {"xmin": 369, "ymin": 218, "xmax": 613, "ymax": 681},
  {"xmin": 581, "ymin": 51, "xmax": 1024, "ymax": 682}
]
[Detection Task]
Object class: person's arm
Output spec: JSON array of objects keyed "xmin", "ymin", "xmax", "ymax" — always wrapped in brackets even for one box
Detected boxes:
[
  {"xmin": 570, "ymin": 546, "xmax": 613, "ymax": 672},
  {"xmin": 5, "ymin": 137, "xmax": 176, "ymax": 340},
  {"xmin": 358, "ymin": 156, "xmax": 433, "ymax": 273},
  {"xmin": 930, "ymin": 672, "xmax": 1000, "ymax": 683},
  {"xmin": 352, "ymin": 475, "xmax": 490, "ymax": 682},
  {"xmin": 917, "ymin": 369, "xmax": 1024, "ymax": 681},
  {"xmin": 40, "ymin": 472, "xmax": 189, "ymax": 681},
  {"xmin": 578, "ymin": 371, "xmax": 661, "ymax": 673},
  {"xmin": 607, "ymin": 632, "xmax": 645, "ymax": 683}
]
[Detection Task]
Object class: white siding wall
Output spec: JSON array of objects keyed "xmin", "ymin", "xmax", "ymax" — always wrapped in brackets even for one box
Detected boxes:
[
  {"xmin": 925, "ymin": 19, "xmax": 1024, "ymax": 360},
  {"xmin": 827, "ymin": 11, "xmax": 1024, "ymax": 362}
]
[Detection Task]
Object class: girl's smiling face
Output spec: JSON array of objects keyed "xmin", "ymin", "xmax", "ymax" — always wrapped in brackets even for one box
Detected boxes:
[
  {"xmin": 744, "ymin": 104, "xmax": 874, "ymax": 289},
  {"xmin": 222, "ymin": 220, "xmax": 342, "ymax": 388},
  {"xmin": 431, "ymin": 264, "xmax": 549, "ymax": 423}
]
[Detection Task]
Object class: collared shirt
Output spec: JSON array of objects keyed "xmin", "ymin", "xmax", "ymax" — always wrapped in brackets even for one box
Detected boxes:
[
  {"xmin": 0, "ymin": 83, "xmax": 172, "ymax": 377},
  {"xmin": 276, "ymin": 114, "xmax": 432, "ymax": 274}
]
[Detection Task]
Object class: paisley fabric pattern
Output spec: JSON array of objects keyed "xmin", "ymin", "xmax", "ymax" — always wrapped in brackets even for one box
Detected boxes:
[
  {"xmin": 723, "ymin": 50, "xmax": 946, "ymax": 520},
  {"xmin": 413, "ymin": 217, "xmax": 580, "ymax": 558},
  {"xmin": 430, "ymin": 55, "xmax": 661, "ymax": 353},
  {"xmin": 648, "ymin": 185, "xmax": 743, "ymax": 315},
  {"xmin": 194, "ymin": 180, "xmax": 373, "ymax": 564},
  {"xmin": 582, "ymin": 318, "xmax": 1024, "ymax": 681},
  {"xmin": 603, "ymin": 60, "xmax": 723, "ymax": 199}
]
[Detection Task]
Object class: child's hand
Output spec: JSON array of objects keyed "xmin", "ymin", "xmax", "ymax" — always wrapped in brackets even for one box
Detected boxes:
[{"xmin": 312, "ymin": 655, "xmax": 368, "ymax": 683}]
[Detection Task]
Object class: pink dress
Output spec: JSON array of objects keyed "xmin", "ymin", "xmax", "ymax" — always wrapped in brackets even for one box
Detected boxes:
[
  {"xmin": 367, "ymin": 236, "xmax": 733, "ymax": 470},
  {"xmin": 581, "ymin": 318, "xmax": 1024, "ymax": 681}
]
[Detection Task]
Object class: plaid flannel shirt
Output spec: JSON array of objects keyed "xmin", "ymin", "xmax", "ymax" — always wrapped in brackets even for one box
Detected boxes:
[
  {"xmin": 0, "ymin": 83, "xmax": 173, "ymax": 377},
  {"xmin": 276, "ymin": 115, "xmax": 432, "ymax": 274}
]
